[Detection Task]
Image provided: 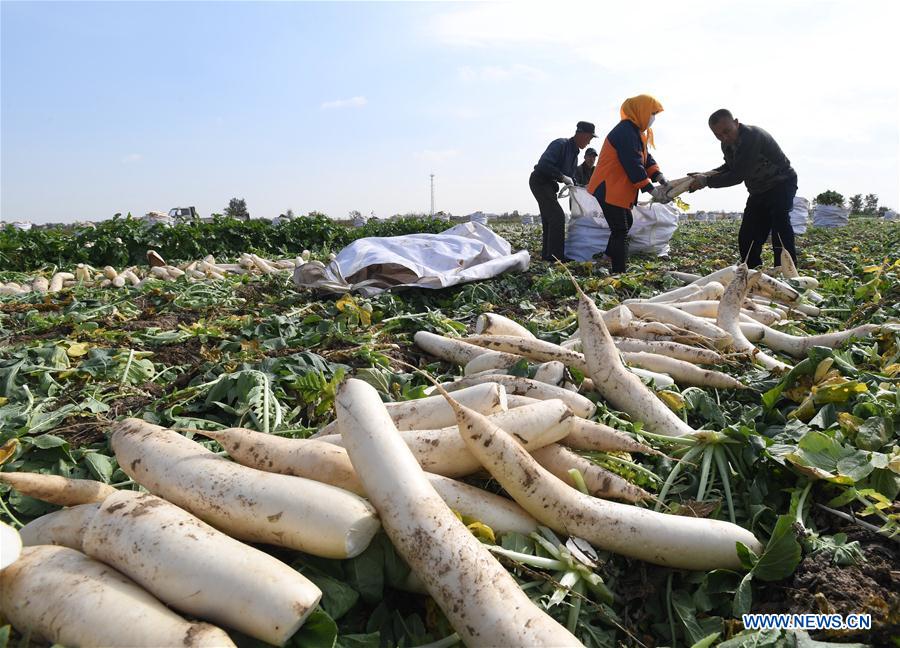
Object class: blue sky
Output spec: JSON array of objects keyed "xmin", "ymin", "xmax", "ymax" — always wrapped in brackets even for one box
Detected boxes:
[{"xmin": 2, "ymin": 1, "xmax": 898, "ymax": 223}]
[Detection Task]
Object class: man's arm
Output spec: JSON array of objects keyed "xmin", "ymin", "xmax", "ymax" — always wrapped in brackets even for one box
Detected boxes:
[{"xmin": 534, "ymin": 139, "xmax": 567, "ymax": 181}]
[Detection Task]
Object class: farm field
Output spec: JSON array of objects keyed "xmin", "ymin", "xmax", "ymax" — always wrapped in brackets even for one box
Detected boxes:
[{"xmin": 1, "ymin": 216, "xmax": 898, "ymax": 648}]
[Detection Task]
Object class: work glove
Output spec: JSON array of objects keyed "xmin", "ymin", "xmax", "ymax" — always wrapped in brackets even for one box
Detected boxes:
[
  {"xmin": 687, "ymin": 173, "xmax": 709, "ymax": 192},
  {"xmin": 649, "ymin": 184, "xmax": 671, "ymax": 203},
  {"xmin": 560, "ymin": 175, "xmax": 574, "ymax": 186},
  {"xmin": 653, "ymin": 172, "xmax": 668, "ymax": 186}
]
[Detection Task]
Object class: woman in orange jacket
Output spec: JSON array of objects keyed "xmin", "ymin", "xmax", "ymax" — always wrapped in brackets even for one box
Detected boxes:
[{"xmin": 587, "ymin": 95, "xmax": 669, "ymax": 272}]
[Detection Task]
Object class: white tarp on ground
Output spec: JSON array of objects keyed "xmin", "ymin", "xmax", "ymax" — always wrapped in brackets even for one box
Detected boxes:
[
  {"xmin": 812, "ymin": 204, "xmax": 850, "ymax": 228},
  {"xmin": 790, "ymin": 197, "xmax": 810, "ymax": 234},
  {"xmin": 562, "ymin": 187, "xmax": 679, "ymax": 260},
  {"xmin": 468, "ymin": 212, "xmax": 489, "ymax": 225},
  {"xmin": 883, "ymin": 209, "xmax": 898, "ymax": 221},
  {"xmin": 293, "ymin": 222, "xmax": 530, "ymax": 296}
]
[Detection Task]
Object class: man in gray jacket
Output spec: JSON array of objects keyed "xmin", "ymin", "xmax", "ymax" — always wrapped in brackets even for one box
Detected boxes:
[{"xmin": 690, "ymin": 109, "xmax": 798, "ymax": 268}]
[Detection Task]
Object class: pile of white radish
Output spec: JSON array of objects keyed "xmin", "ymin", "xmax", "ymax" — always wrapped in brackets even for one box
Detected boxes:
[
  {"xmin": 2, "ymin": 258, "xmax": 882, "ymax": 647},
  {"xmin": 0, "ymin": 248, "xmax": 333, "ymax": 296}
]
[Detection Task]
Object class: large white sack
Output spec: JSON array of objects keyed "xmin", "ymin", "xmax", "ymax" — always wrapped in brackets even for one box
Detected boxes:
[
  {"xmin": 883, "ymin": 209, "xmax": 898, "ymax": 221},
  {"xmin": 565, "ymin": 213, "xmax": 611, "ymax": 261},
  {"xmin": 468, "ymin": 211, "xmax": 489, "ymax": 225},
  {"xmin": 629, "ymin": 203, "xmax": 679, "ymax": 256},
  {"xmin": 564, "ymin": 197, "xmax": 678, "ymax": 261},
  {"xmin": 790, "ymin": 197, "xmax": 810, "ymax": 234},
  {"xmin": 293, "ymin": 222, "xmax": 529, "ymax": 295},
  {"xmin": 812, "ymin": 204, "xmax": 850, "ymax": 228}
]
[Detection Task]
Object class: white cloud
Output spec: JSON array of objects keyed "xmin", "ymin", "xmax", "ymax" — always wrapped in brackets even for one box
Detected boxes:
[
  {"xmin": 415, "ymin": 149, "xmax": 460, "ymax": 162},
  {"xmin": 320, "ymin": 96, "xmax": 368, "ymax": 110},
  {"xmin": 458, "ymin": 64, "xmax": 546, "ymax": 82},
  {"xmin": 121, "ymin": 153, "xmax": 142, "ymax": 163}
]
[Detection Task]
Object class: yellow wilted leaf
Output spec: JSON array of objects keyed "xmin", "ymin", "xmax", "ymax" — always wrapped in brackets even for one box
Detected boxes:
[
  {"xmin": 837, "ymin": 412, "xmax": 864, "ymax": 435},
  {"xmin": 814, "ymin": 358, "xmax": 834, "ymax": 383},
  {"xmin": 658, "ymin": 390, "xmax": 685, "ymax": 411},
  {"xmin": 66, "ymin": 342, "xmax": 90, "ymax": 357},
  {"xmin": 883, "ymin": 363, "xmax": 900, "ymax": 377},
  {"xmin": 0, "ymin": 439, "xmax": 18, "ymax": 465},
  {"xmin": 335, "ymin": 294, "xmax": 355, "ymax": 312},
  {"xmin": 466, "ymin": 521, "xmax": 496, "ymax": 544},
  {"xmin": 862, "ymin": 264, "xmax": 883, "ymax": 274},
  {"xmin": 813, "ymin": 380, "xmax": 868, "ymax": 405}
]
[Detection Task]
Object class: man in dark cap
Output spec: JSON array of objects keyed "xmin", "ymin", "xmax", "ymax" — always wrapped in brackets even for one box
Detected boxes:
[
  {"xmin": 574, "ymin": 147, "xmax": 598, "ymax": 186},
  {"xmin": 530, "ymin": 121, "xmax": 596, "ymax": 261}
]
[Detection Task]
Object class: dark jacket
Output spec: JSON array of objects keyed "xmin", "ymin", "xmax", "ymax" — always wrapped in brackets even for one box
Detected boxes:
[
  {"xmin": 533, "ymin": 137, "xmax": 579, "ymax": 183},
  {"xmin": 707, "ymin": 124, "xmax": 797, "ymax": 194},
  {"xmin": 574, "ymin": 161, "xmax": 595, "ymax": 186},
  {"xmin": 587, "ymin": 120, "xmax": 661, "ymax": 208}
]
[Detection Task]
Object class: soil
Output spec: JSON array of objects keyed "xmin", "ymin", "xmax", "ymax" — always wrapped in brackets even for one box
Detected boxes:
[
  {"xmin": 148, "ymin": 337, "xmax": 203, "ymax": 367},
  {"xmin": 755, "ymin": 522, "xmax": 900, "ymax": 644}
]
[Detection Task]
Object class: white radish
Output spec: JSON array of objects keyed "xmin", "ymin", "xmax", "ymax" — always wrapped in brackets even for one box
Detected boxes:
[
  {"xmin": 533, "ymin": 361, "xmax": 566, "ymax": 385},
  {"xmin": 442, "ymin": 374, "xmax": 596, "ymax": 418},
  {"xmin": 19, "ymin": 503, "xmax": 100, "ymax": 550},
  {"xmin": 121, "ymin": 269, "xmax": 141, "ymax": 286},
  {"xmin": 1, "ymin": 546, "xmax": 236, "ymax": 648},
  {"xmin": 250, "ymin": 254, "xmax": 278, "ymax": 274},
  {"xmin": 164, "ymin": 265, "xmax": 185, "ymax": 279},
  {"xmin": 621, "ymin": 352, "xmax": 746, "ymax": 389},
  {"xmin": 625, "ymin": 367, "xmax": 677, "ymax": 388},
  {"xmin": 443, "ymin": 387, "xmax": 763, "ymax": 569},
  {"xmin": 576, "ymin": 282, "xmax": 697, "ymax": 437},
  {"xmin": 562, "ymin": 417, "xmax": 657, "ymax": 455},
  {"xmin": 474, "ymin": 312, "xmax": 535, "ymax": 338},
  {"xmin": 31, "ymin": 277, "xmax": 49, "ymax": 293},
  {"xmin": 739, "ymin": 322, "xmax": 879, "ymax": 358},
  {"xmin": 74, "ymin": 264, "xmax": 91, "ymax": 282},
  {"xmin": 505, "ymin": 394, "xmax": 541, "ymax": 408},
  {"xmin": 752, "ymin": 271, "xmax": 800, "ymax": 303},
  {"xmin": 414, "ymin": 330, "xmax": 492, "ymax": 365},
  {"xmin": 465, "ymin": 334, "xmax": 589, "ymax": 372},
  {"xmin": 0, "ymin": 521, "xmax": 20, "ymax": 568},
  {"xmin": 83, "ymin": 490, "xmax": 322, "ymax": 645},
  {"xmin": 0, "ymin": 472, "xmax": 115, "ymax": 506},
  {"xmin": 198, "ymin": 428, "xmax": 366, "ymax": 494},
  {"xmin": 102, "ymin": 265, "xmax": 118, "ymax": 280},
  {"xmin": 530, "ymin": 444, "xmax": 649, "ymax": 502},
  {"xmin": 673, "ymin": 300, "xmax": 781, "ymax": 326},
  {"xmin": 688, "ymin": 265, "xmax": 737, "ymax": 288},
  {"xmin": 322, "ymin": 399, "xmax": 574, "ymax": 477},
  {"xmin": 111, "ymin": 419, "xmax": 380, "ymax": 559},
  {"xmin": 463, "ymin": 350, "xmax": 520, "ymax": 375},
  {"xmin": 311, "ymin": 382, "xmax": 507, "ymax": 438},
  {"xmin": 716, "ymin": 265, "xmax": 792, "ymax": 372},
  {"xmin": 48, "ymin": 272, "xmax": 74, "ymax": 292},
  {"xmin": 612, "ymin": 338, "xmax": 723, "ymax": 365},
  {"xmin": 639, "ymin": 284, "xmax": 704, "ymax": 303},
  {"xmin": 668, "ymin": 270, "xmax": 702, "ymax": 283},
  {"xmin": 336, "ymin": 378, "xmax": 584, "ymax": 647},
  {"xmin": 626, "ymin": 302, "xmax": 733, "ymax": 349},
  {"xmin": 425, "ymin": 474, "xmax": 539, "ymax": 535},
  {"xmin": 195, "ymin": 427, "xmax": 537, "ymax": 535}
]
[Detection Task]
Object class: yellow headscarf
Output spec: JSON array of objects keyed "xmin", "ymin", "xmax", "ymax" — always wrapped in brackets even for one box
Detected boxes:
[{"xmin": 620, "ymin": 94, "xmax": 664, "ymax": 151}]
